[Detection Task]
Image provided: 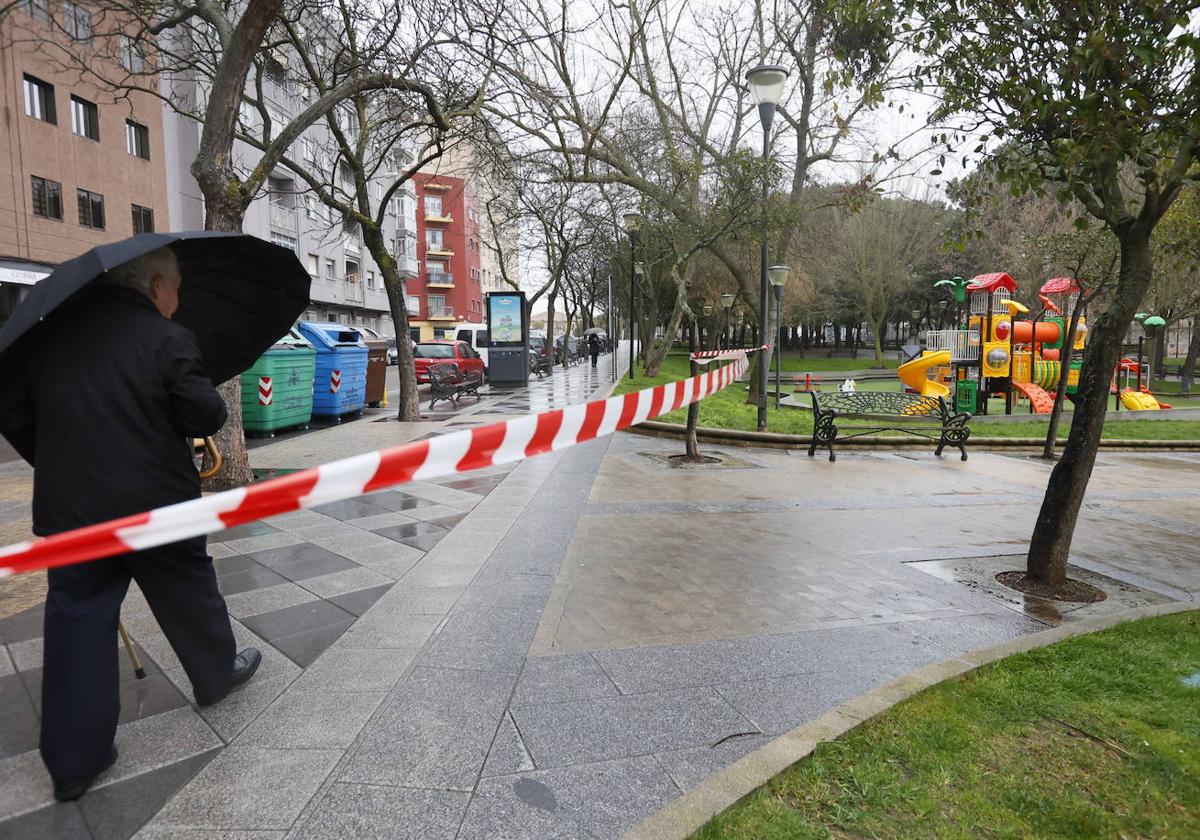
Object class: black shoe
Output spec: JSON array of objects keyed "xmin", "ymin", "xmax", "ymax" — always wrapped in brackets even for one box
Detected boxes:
[
  {"xmin": 196, "ymin": 648, "xmax": 262, "ymax": 707},
  {"xmin": 54, "ymin": 745, "xmax": 118, "ymax": 802}
]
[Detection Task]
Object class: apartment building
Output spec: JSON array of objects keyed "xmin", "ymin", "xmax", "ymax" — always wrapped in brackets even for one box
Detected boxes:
[
  {"xmin": 407, "ymin": 172, "xmax": 484, "ymax": 340},
  {"xmin": 0, "ymin": 2, "xmax": 169, "ymax": 323}
]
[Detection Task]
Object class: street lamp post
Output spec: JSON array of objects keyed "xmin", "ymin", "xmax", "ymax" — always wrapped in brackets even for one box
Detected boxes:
[
  {"xmin": 746, "ymin": 63, "xmax": 789, "ymax": 431},
  {"xmin": 721, "ymin": 293, "xmax": 734, "ymax": 350},
  {"xmin": 623, "ymin": 212, "xmax": 643, "ymax": 380},
  {"xmin": 769, "ymin": 265, "xmax": 789, "ymax": 409}
]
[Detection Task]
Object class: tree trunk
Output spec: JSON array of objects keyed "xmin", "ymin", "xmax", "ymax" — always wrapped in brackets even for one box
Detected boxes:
[
  {"xmin": 1180, "ymin": 319, "xmax": 1198, "ymax": 394},
  {"xmin": 645, "ymin": 272, "xmax": 688, "ymax": 377},
  {"xmin": 361, "ymin": 226, "xmax": 420, "ymax": 421},
  {"xmin": 872, "ymin": 318, "xmax": 885, "ymax": 368},
  {"xmin": 1026, "ymin": 228, "xmax": 1154, "ymax": 586},
  {"xmin": 684, "ymin": 319, "xmax": 702, "ymax": 461},
  {"xmin": 546, "ymin": 288, "xmax": 557, "ymax": 367},
  {"xmin": 1153, "ymin": 323, "xmax": 1167, "ymax": 376}
]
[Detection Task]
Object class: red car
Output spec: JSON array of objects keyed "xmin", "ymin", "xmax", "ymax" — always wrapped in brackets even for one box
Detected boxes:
[{"xmin": 413, "ymin": 340, "xmax": 485, "ymax": 384}]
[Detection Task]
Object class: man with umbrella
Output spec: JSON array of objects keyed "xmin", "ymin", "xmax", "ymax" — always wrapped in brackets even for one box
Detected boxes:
[{"xmin": 0, "ymin": 234, "xmax": 308, "ymax": 801}]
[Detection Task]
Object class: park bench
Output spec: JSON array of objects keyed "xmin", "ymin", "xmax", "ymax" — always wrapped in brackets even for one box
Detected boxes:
[
  {"xmin": 428, "ymin": 362, "xmax": 483, "ymax": 410},
  {"xmin": 807, "ymin": 391, "xmax": 971, "ymax": 462}
]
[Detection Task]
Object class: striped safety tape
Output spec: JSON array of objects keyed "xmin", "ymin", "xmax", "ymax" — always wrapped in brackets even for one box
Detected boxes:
[{"xmin": 0, "ymin": 349, "xmax": 760, "ymax": 577}]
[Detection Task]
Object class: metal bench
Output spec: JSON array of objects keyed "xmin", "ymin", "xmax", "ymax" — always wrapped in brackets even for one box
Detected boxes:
[
  {"xmin": 428, "ymin": 363, "xmax": 483, "ymax": 410},
  {"xmin": 808, "ymin": 391, "xmax": 971, "ymax": 462}
]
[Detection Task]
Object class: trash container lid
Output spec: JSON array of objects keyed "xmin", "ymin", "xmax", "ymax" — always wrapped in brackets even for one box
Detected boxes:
[
  {"xmin": 297, "ymin": 321, "xmax": 368, "ymax": 349},
  {"xmin": 272, "ymin": 327, "xmax": 314, "ymax": 349}
]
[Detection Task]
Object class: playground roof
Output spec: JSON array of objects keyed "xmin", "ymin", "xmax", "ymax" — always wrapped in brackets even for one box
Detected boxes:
[
  {"xmin": 1040, "ymin": 277, "xmax": 1081, "ymax": 295},
  {"xmin": 967, "ymin": 272, "xmax": 1017, "ymax": 294}
]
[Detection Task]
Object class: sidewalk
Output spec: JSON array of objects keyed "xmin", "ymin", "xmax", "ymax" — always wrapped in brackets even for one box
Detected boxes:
[{"xmin": 1, "ymin": 347, "xmax": 1198, "ymax": 838}]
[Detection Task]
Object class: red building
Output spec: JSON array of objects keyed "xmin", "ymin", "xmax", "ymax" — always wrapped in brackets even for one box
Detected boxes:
[{"xmin": 409, "ymin": 173, "xmax": 483, "ymax": 340}]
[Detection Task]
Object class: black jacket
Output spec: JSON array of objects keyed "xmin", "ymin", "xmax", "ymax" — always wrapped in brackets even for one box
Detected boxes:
[{"xmin": 2, "ymin": 286, "xmax": 227, "ymax": 536}]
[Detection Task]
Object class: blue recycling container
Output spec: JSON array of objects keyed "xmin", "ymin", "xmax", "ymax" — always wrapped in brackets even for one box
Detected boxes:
[{"xmin": 296, "ymin": 321, "xmax": 368, "ymax": 418}]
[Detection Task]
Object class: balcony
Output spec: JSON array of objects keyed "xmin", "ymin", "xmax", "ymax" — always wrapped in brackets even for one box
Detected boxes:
[
  {"xmin": 343, "ymin": 273, "xmax": 364, "ymax": 304},
  {"xmin": 426, "ymin": 272, "xmax": 454, "ymax": 288},
  {"xmin": 269, "ymin": 204, "xmax": 297, "ymax": 232},
  {"xmin": 424, "ymin": 213, "xmax": 453, "ymax": 224},
  {"xmin": 424, "ymin": 182, "xmax": 452, "ymax": 192},
  {"xmin": 395, "ymin": 254, "xmax": 419, "ymax": 277},
  {"xmin": 426, "ymin": 246, "xmax": 454, "ymax": 258},
  {"xmin": 428, "ymin": 305, "xmax": 455, "ymax": 320}
]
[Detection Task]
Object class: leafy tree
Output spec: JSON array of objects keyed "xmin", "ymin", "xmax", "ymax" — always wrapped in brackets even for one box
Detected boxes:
[{"xmin": 900, "ymin": 0, "xmax": 1200, "ymax": 591}]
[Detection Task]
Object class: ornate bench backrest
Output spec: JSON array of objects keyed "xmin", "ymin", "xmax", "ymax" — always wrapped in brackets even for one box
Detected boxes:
[
  {"xmin": 812, "ymin": 391, "xmax": 944, "ymax": 418},
  {"xmin": 428, "ymin": 362, "xmax": 464, "ymax": 385}
]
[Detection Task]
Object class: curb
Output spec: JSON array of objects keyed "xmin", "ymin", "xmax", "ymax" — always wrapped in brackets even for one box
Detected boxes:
[
  {"xmin": 629, "ymin": 420, "xmax": 1200, "ymax": 452},
  {"xmin": 622, "ymin": 601, "xmax": 1198, "ymax": 840}
]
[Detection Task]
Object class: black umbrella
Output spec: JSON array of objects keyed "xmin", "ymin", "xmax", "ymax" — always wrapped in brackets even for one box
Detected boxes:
[{"xmin": 0, "ymin": 232, "xmax": 310, "ymax": 384}]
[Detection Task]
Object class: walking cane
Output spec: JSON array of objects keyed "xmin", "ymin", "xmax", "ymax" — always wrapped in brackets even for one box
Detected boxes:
[{"xmin": 117, "ymin": 436, "xmax": 223, "ymax": 681}]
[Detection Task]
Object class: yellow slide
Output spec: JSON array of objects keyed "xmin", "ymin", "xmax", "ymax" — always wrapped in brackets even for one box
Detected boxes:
[{"xmin": 897, "ymin": 350, "xmax": 952, "ymax": 398}]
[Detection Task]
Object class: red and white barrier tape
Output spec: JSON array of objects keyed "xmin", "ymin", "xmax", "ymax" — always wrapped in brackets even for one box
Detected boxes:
[
  {"xmin": 691, "ymin": 345, "xmax": 770, "ymax": 361},
  {"xmin": 0, "ymin": 349, "xmax": 760, "ymax": 576}
]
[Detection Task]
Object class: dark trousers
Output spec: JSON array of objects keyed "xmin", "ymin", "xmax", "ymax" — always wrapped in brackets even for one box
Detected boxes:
[
  {"xmin": 40, "ymin": 536, "xmax": 235, "ymax": 784},
  {"xmin": 590, "ymin": 349, "xmax": 599, "ymax": 366}
]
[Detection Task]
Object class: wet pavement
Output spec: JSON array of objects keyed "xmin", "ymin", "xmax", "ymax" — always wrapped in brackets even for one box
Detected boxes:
[{"xmin": 0, "ymin": 345, "xmax": 1197, "ymax": 839}]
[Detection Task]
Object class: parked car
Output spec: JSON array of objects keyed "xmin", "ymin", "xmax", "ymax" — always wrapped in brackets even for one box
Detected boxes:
[{"xmin": 412, "ymin": 340, "xmax": 486, "ymax": 384}]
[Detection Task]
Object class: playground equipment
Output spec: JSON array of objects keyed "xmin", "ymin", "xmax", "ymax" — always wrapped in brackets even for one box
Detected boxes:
[{"xmin": 914, "ymin": 273, "xmax": 1090, "ymax": 415}]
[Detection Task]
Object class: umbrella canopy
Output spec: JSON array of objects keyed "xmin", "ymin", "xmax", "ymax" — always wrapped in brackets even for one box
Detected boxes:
[
  {"xmin": 581, "ymin": 327, "xmax": 607, "ymax": 336},
  {"xmin": 0, "ymin": 232, "xmax": 309, "ymax": 384}
]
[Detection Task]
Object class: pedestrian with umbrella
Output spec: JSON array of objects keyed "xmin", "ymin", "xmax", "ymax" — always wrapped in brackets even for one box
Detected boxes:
[
  {"xmin": 0, "ymin": 232, "xmax": 310, "ymax": 801},
  {"xmin": 587, "ymin": 331, "xmax": 602, "ymax": 367}
]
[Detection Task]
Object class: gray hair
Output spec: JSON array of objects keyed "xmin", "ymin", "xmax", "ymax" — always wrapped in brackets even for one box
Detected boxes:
[{"xmin": 106, "ymin": 247, "xmax": 179, "ymax": 295}]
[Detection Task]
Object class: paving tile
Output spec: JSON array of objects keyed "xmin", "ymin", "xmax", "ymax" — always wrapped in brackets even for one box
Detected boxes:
[
  {"xmin": 0, "ymin": 800, "xmax": 90, "ymax": 839},
  {"xmin": 395, "ymin": 532, "xmax": 447, "ymax": 552},
  {"xmin": 271, "ymin": 620, "xmax": 356, "ymax": 668},
  {"xmin": 0, "ymin": 606, "xmax": 44, "ymax": 645},
  {"xmin": 458, "ymin": 756, "xmax": 680, "ymax": 840},
  {"xmin": 336, "ymin": 542, "xmax": 425, "ymax": 575},
  {"xmin": 652, "ymin": 733, "xmax": 773, "ymax": 791},
  {"xmin": 239, "ymin": 600, "xmax": 357, "ymax": 643},
  {"xmin": 510, "ymin": 686, "xmax": 756, "ymax": 769},
  {"xmin": 296, "ymin": 567, "xmax": 394, "ymax": 600},
  {"xmin": 292, "ymin": 784, "xmax": 470, "ymax": 840},
  {"xmin": 340, "ymin": 511, "xmax": 418, "ymax": 531},
  {"xmin": 116, "ymin": 670, "xmax": 189, "ymax": 725},
  {"xmin": 296, "ymin": 647, "xmax": 419, "ymax": 693},
  {"xmin": 899, "ymin": 612, "xmax": 1048, "ymax": 655},
  {"xmin": 194, "ymin": 671, "xmax": 295, "ymax": 744},
  {"xmin": 149, "ymin": 746, "xmax": 343, "ymax": 831},
  {"xmin": 417, "ymin": 606, "xmax": 540, "ymax": 674},
  {"xmin": 209, "ymin": 521, "xmax": 281, "ymax": 543},
  {"xmin": 311, "ymin": 498, "xmax": 391, "ymax": 521},
  {"xmin": 513, "ymin": 654, "xmax": 620, "ymax": 705},
  {"xmin": 339, "ymin": 665, "xmax": 514, "ymax": 790},
  {"xmin": 481, "ymin": 712, "xmax": 535, "ymax": 777},
  {"xmin": 712, "ymin": 668, "xmax": 893, "ymax": 735},
  {"xmin": 0, "ymin": 650, "xmax": 13, "ymax": 679},
  {"xmin": 134, "ymin": 828, "xmax": 285, "ymax": 839},
  {"xmin": 217, "ymin": 565, "xmax": 291, "ymax": 597},
  {"xmin": 399, "ymin": 504, "xmax": 470, "ymax": 523},
  {"xmin": 246, "ymin": 544, "xmax": 358, "ymax": 583},
  {"xmin": 327, "ymin": 584, "xmax": 392, "ymax": 617},
  {"xmin": 337, "ymin": 611, "xmax": 443, "ymax": 650},
  {"xmin": 361, "ymin": 491, "xmax": 437, "ymax": 513},
  {"xmin": 80, "ymin": 750, "xmax": 217, "ymax": 840},
  {"xmin": 240, "ymin": 689, "xmax": 385, "ymax": 749},
  {"xmin": 213, "ymin": 555, "xmax": 263, "ymax": 577},
  {"xmin": 224, "ymin": 582, "xmax": 319, "ymax": 620},
  {"xmin": 425, "ymin": 513, "xmax": 468, "ymax": 530},
  {"xmin": 371, "ymin": 520, "xmax": 447, "ymax": 541},
  {"xmin": 219, "ymin": 532, "xmax": 304, "ymax": 556}
]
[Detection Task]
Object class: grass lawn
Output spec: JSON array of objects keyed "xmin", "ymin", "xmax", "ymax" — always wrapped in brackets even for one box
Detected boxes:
[
  {"xmin": 694, "ymin": 611, "xmax": 1200, "ymax": 840},
  {"xmin": 620, "ymin": 356, "xmax": 1200, "ymax": 440}
]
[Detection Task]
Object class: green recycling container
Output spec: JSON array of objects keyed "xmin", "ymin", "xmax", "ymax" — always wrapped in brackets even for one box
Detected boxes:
[
  {"xmin": 240, "ymin": 329, "xmax": 317, "ymax": 436},
  {"xmin": 955, "ymin": 379, "xmax": 978, "ymax": 414}
]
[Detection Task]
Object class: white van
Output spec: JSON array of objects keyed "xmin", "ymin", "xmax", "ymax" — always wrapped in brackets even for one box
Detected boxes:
[{"xmin": 453, "ymin": 324, "xmax": 491, "ymax": 369}]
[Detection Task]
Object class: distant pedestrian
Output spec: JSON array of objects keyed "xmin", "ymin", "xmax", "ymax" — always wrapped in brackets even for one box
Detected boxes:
[
  {"xmin": 1, "ymin": 247, "xmax": 261, "ymax": 801},
  {"xmin": 587, "ymin": 333, "xmax": 601, "ymax": 366}
]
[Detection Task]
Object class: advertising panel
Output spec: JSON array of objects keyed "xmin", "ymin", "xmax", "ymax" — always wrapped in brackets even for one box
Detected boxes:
[{"xmin": 487, "ymin": 292, "xmax": 526, "ymax": 347}]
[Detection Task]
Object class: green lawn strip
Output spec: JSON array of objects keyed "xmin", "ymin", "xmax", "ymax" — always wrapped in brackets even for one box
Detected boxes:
[
  {"xmin": 694, "ymin": 611, "xmax": 1200, "ymax": 840},
  {"xmin": 621, "ymin": 357, "xmax": 1200, "ymax": 440}
]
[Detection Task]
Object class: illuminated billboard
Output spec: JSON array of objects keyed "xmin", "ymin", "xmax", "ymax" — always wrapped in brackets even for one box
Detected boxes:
[{"xmin": 486, "ymin": 292, "xmax": 526, "ymax": 347}]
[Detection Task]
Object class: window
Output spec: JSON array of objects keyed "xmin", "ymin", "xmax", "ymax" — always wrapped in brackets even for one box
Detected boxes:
[
  {"xmin": 366, "ymin": 270, "xmax": 375, "ymax": 289},
  {"xmin": 303, "ymin": 137, "xmax": 318, "ymax": 164},
  {"xmin": 424, "ymin": 195, "xmax": 443, "ymax": 217},
  {"xmin": 63, "ymin": 2, "xmax": 92, "ymax": 43},
  {"xmin": 307, "ymin": 254, "xmax": 319, "ymax": 276},
  {"xmin": 77, "ymin": 188, "xmax": 105, "ymax": 229},
  {"xmin": 428, "ymin": 294, "xmax": 446, "ymax": 316},
  {"xmin": 70, "ymin": 95, "xmax": 99, "ymax": 140},
  {"xmin": 425, "ymin": 228, "xmax": 444, "ymax": 251},
  {"xmin": 324, "ymin": 259, "xmax": 336, "ymax": 281},
  {"xmin": 305, "ymin": 195, "xmax": 319, "ymax": 219},
  {"xmin": 23, "ymin": 0, "xmax": 49, "ymax": 22},
  {"xmin": 30, "ymin": 176, "xmax": 62, "ymax": 220},
  {"xmin": 131, "ymin": 204, "xmax": 154, "ymax": 233},
  {"xmin": 270, "ymin": 232, "xmax": 296, "ymax": 251},
  {"xmin": 120, "ymin": 35, "xmax": 144, "ymax": 73},
  {"xmin": 22, "ymin": 74, "xmax": 56, "ymax": 124},
  {"xmin": 126, "ymin": 119, "xmax": 150, "ymax": 160}
]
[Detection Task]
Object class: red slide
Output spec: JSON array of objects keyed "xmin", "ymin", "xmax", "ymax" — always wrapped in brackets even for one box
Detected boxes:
[{"xmin": 1011, "ymin": 380, "xmax": 1056, "ymax": 413}]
